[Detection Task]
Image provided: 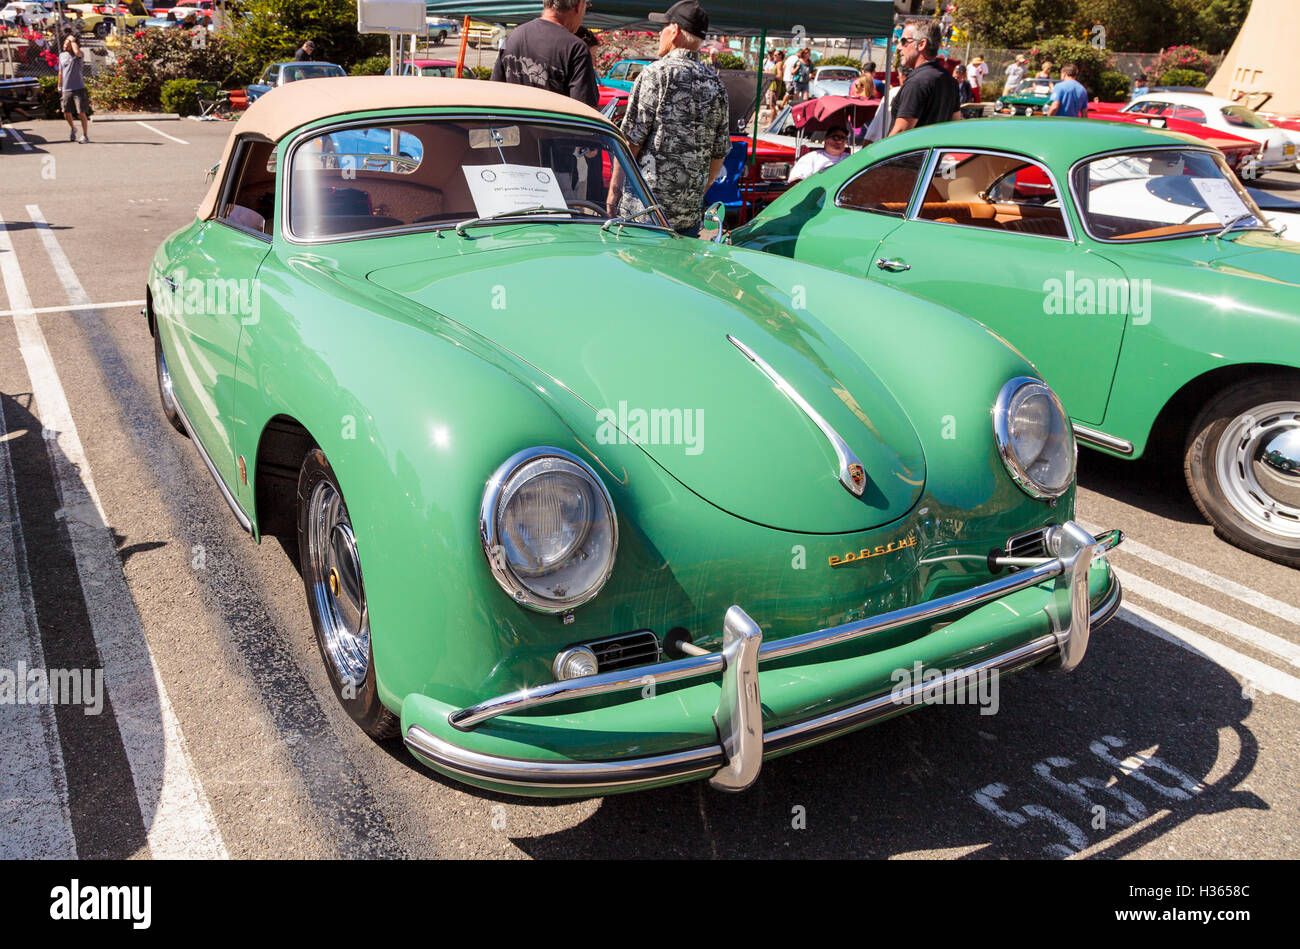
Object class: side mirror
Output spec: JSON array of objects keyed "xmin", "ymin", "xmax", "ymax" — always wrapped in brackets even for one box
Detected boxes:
[
  {"xmin": 704, "ymin": 201, "xmax": 726, "ymax": 243},
  {"xmin": 205, "ymin": 161, "xmax": 220, "ymax": 183}
]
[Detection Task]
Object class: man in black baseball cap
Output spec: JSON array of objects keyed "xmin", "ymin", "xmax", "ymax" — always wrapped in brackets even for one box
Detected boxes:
[
  {"xmin": 610, "ymin": 0, "xmax": 730, "ymax": 236},
  {"xmin": 648, "ymin": 0, "xmax": 709, "ymax": 36}
]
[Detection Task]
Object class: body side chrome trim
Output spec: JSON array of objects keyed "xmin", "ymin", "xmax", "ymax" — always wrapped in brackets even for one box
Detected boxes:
[
  {"xmin": 169, "ymin": 377, "xmax": 253, "ymax": 533},
  {"xmin": 726, "ymin": 334, "xmax": 868, "ymax": 497},
  {"xmin": 1074, "ymin": 423, "xmax": 1135, "ymax": 455}
]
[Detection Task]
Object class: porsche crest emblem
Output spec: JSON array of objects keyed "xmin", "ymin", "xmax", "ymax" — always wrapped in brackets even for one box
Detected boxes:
[{"xmin": 848, "ymin": 463, "xmax": 866, "ymax": 493}]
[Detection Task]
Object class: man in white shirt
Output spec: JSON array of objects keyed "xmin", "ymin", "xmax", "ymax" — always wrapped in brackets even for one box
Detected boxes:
[
  {"xmin": 1004, "ymin": 54, "xmax": 1027, "ymax": 95},
  {"xmin": 787, "ymin": 127, "xmax": 850, "ymax": 182}
]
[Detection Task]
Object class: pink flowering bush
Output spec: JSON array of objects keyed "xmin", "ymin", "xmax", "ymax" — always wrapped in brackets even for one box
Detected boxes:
[
  {"xmin": 1148, "ymin": 45, "xmax": 1215, "ymax": 84},
  {"xmin": 88, "ymin": 27, "xmax": 234, "ymax": 112}
]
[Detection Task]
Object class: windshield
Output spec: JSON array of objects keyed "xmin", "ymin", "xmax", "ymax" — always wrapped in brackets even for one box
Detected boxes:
[
  {"xmin": 283, "ymin": 64, "xmax": 345, "ymax": 82},
  {"xmin": 817, "ymin": 69, "xmax": 860, "ymax": 82},
  {"xmin": 418, "ymin": 65, "xmax": 462, "ymax": 77},
  {"xmin": 288, "ymin": 117, "xmax": 661, "ymax": 240},
  {"xmin": 1221, "ymin": 105, "xmax": 1272, "ymax": 130},
  {"xmin": 1073, "ymin": 148, "xmax": 1269, "ymax": 241}
]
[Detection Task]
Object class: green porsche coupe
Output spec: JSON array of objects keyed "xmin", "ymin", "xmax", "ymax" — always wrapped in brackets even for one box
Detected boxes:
[
  {"xmin": 148, "ymin": 78, "xmax": 1121, "ymax": 797},
  {"xmin": 733, "ymin": 118, "xmax": 1300, "ymax": 569}
]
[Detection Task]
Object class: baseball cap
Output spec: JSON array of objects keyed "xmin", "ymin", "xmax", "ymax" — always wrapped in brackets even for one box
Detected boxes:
[{"xmin": 649, "ymin": 0, "xmax": 709, "ymax": 36}]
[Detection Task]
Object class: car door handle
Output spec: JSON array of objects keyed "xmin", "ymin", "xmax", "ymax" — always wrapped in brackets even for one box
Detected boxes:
[
  {"xmin": 162, "ymin": 276, "xmax": 177, "ymax": 291},
  {"xmin": 876, "ymin": 258, "xmax": 911, "ymax": 273}
]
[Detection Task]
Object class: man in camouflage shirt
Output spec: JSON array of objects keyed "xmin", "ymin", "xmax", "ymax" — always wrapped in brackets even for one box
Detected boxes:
[{"xmin": 608, "ymin": 1, "xmax": 730, "ymax": 237}]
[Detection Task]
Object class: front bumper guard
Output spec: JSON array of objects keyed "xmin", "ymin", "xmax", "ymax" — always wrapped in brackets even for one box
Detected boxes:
[{"xmin": 406, "ymin": 522, "xmax": 1122, "ymax": 793}]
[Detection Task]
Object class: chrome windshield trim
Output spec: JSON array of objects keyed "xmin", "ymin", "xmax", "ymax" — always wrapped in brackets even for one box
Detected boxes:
[
  {"xmin": 1074, "ymin": 424, "xmax": 1135, "ymax": 456},
  {"xmin": 449, "ymin": 524, "xmax": 1123, "ymax": 732},
  {"xmin": 1066, "ymin": 143, "xmax": 1270, "ymax": 244},
  {"xmin": 726, "ymin": 334, "xmax": 868, "ymax": 498}
]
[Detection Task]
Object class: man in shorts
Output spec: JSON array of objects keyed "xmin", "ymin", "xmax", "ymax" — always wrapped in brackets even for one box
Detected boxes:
[{"xmin": 59, "ymin": 34, "xmax": 90, "ymax": 144}]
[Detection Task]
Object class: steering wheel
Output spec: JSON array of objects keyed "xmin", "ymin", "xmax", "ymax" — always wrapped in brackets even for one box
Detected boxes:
[
  {"xmin": 568, "ymin": 200, "xmax": 608, "ymax": 217},
  {"xmin": 1179, "ymin": 207, "xmax": 1214, "ymax": 225}
]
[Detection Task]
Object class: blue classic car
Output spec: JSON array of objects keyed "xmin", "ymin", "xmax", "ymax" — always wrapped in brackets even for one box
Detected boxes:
[
  {"xmin": 601, "ymin": 59, "xmax": 651, "ymax": 93},
  {"xmin": 246, "ymin": 61, "xmax": 346, "ymax": 104}
]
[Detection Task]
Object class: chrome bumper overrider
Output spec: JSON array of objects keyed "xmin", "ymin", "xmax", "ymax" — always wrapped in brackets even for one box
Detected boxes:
[{"xmin": 406, "ymin": 522, "xmax": 1123, "ymax": 793}]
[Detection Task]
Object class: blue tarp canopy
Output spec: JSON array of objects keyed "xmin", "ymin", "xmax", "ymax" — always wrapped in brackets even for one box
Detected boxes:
[{"xmin": 424, "ymin": 2, "xmax": 896, "ymax": 38}]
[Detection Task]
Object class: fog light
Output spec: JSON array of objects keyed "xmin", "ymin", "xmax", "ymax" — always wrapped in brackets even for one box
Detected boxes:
[{"xmin": 553, "ymin": 646, "xmax": 599, "ymax": 681}]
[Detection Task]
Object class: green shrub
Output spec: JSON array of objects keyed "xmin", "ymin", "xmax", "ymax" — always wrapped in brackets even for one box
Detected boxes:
[
  {"xmin": 229, "ymin": 0, "xmax": 387, "ymax": 86},
  {"xmin": 816, "ymin": 55, "xmax": 862, "ymax": 69},
  {"xmin": 160, "ymin": 78, "xmax": 217, "ymax": 116},
  {"xmin": 88, "ymin": 27, "xmax": 234, "ymax": 112},
  {"xmin": 980, "ymin": 77, "xmax": 1004, "ymax": 99},
  {"xmin": 128, "ymin": 0, "xmax": 147, "ymax": 13},
  {"xmin": 37, "ymin": 75, "xmax": 60, "ymax": 118},
  {"xmin": 349, "ymin": 54, "xmax": 390, "ymax": 76},
  {"xmin": 1147, "ymin": 45, "xmax": 1214, "ymax": 81},
  {"xmin": 1157, "ymin": 67, "xmax": 1208, "ymax": 88},
  {"xmin": 1029, "ymin": 36, "xmax": 1113, "ymax": 94},
  {"xmin": 714, "ymin": 52, "xmax": 745, "ymax": 70},
  {"xmin": 1097, "ymin": 70, "xmax": 1131, "ymax": 101},
  {"xmin": 469, "ymin": 65, "xmax": 492, "ymax": 79}
]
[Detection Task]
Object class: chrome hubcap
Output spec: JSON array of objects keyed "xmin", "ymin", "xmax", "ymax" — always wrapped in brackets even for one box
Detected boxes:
[
  {"xmin": 1215, "ymin": 401, "xmax": 1300, "ymax": 540},
  {"xmin": 308, "ymin": 480, "xmax": 370, "ymax": 685}
]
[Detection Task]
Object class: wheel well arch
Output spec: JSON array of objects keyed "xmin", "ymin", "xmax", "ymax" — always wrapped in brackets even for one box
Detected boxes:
[
  {"xmin": 145, "ymin": 286, "xmax": 155, "ymax": 337},
  {"xmin": 1146, "ymin": 362, "xmax": 1300, "ymax": 456},
  {"xmin": 253, "ymin": 414, "xmax": 317, "ymax": 539}
]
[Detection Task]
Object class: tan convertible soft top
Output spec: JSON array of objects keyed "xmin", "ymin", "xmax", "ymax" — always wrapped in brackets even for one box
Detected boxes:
[{"xmin": 196, "ymin": 76, "xmax": 608, "ymax": 220}]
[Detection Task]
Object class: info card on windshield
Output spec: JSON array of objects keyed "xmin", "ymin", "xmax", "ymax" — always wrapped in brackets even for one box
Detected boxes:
[{"xmin": 463, "ymin": 164, "xmax": 567, "ymax": 218}]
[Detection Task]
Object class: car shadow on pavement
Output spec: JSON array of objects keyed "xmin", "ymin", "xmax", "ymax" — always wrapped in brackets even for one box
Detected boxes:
[{"xmin": 1077, "ymin": 446, "xmax": 1204, "ymax": 526}]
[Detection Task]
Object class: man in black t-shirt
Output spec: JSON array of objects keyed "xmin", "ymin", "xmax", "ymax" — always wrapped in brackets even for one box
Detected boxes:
[
  {"xmin": 888, "ymin": 18, "xmax": 960, "ymax": 136},
  {"xmin": 490, "ymin": 0, "xmax": 599, "ymax": 108}
]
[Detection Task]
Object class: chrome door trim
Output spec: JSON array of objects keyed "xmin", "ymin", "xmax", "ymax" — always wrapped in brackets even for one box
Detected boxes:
[
  {"xmin": 726, "ymin": 334, "xmax": 869, "ymax": 498},
  {"xmin": 909, "ymin": 146, "xmax": 1076, "ymax": 242},
  {"xmin": 168, "ymin": 367, "xmax": 252, "ymax": 533},
  {"xmin": 1074, "ymin": 423, "xmax": 1135, "ymax": 456}
]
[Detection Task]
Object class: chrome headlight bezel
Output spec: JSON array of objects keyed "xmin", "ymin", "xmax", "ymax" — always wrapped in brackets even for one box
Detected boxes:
[
  {"xmin": 993, "ymin": 376, "xmax": 1077, "ymax": 500},
  {"xmin": 479, "ymin": 447, "xmax": 619, "ymax": 614}
]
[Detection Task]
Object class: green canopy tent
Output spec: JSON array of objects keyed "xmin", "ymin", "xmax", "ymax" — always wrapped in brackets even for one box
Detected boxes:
[{"xmin": 426, "ymin": 2, "xmax": 899, "ymax": 161}]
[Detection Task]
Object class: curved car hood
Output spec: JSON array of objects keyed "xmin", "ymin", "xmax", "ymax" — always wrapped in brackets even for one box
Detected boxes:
[{"xmin": 366, "ymin": 234, "xmax": 926, "ymax": 533}]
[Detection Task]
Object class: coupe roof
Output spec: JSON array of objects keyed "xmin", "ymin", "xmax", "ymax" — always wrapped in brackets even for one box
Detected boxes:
[
  {"xmin": 197, "ymin": 76, "xmax": 606, "ymax": 221},
  {"xmin": 1132, "ymin": 91, "xmax": 1236, "ymax": 108},
  {"xmin": 882, "ymin": 117, "xmax": 1212, "ymax": 167}
]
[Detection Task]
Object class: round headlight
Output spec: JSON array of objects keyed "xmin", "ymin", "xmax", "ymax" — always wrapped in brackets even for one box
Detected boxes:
[
  {"xmin": 993, "ymin": 377, "xmax": 1076, "ymax": 499},
  {"xmin": 480, "ymin": 447, "xmax": 618, "ymax": 613}
]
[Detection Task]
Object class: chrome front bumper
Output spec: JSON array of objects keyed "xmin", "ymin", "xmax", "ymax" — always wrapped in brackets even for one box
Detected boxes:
[{"xmin": 406, "ymin": 522, "xmax": 1123, "ymax": 794}]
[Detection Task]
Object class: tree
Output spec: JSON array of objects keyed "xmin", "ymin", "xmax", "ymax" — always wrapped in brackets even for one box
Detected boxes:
[
  {"xmin": 957, "ymin": 0, "xmax": 1077, "ymax": 48},
  {"xmin": 229, "ymin": 0, "xmax": 385, "ymax": 84}
]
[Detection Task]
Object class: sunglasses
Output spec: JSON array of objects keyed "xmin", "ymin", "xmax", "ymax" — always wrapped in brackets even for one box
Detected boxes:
[
  {"xmin": 898, "ymin": 36, "xmax": 916, "ymax": 46},
  {"xmin": 826, "ymin": 134, "xmax": 848, "ymax": 142}
]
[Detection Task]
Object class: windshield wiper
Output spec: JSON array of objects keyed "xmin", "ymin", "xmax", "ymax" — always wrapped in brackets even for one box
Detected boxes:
[
  {"xmin": 1211, "ymin": 211, "xmax": 1258, "ymax": 240},
  {"xmin": 600, "ymin": 204, "xmax": 667, "ymax": 233},
  {"xmin": 454, "ymin": 206, "xmax": 579, "ymax": 237}
]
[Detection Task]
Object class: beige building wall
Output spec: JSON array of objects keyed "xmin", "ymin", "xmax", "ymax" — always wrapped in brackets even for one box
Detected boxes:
[{"xmin": 1207, "ymin": 0, "xmax": 1300, "ymax": 114}]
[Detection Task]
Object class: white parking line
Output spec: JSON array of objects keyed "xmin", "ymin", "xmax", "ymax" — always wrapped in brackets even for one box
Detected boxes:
[
  {"xmin": 0, "ymin": 295, "xmax": 77, "ymax": 861},
  {"xmin": 1117, "ymin": 568, "xmax": 1300, "ymax": 667},
  {"xmin": 1081, "ymin": 520, "xmax": 1300, "ymax": 626},
  {"xmin": 136, "ymin": 121, "xmax": 189, "ymax": 145},
  {"xmin": 2, "ymin": 208, "xmax": 226, "ymax": 859},
  {"xmin": 3, "ymin": 126, "xmax": 33, "ymax": 151},
  {"xmin": 1119, "ymin": 604, "xmax": 1300, "ymax": 704},
  {"xmin": 0, "ymin": 299, "xmax": 145, "ymax": 319}
]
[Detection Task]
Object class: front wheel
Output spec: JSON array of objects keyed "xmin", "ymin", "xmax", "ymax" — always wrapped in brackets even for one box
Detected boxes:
[
  {"xmin": 1185, "ymin": 377, "xmax": 1300, "ymax": 567},
  {"xmin": 94, "ymin": 21, "xmax": 111, "ymax": 38},
  {"xmin": 297, "ymin": 449, "xmax": 399, "ymax": 738},
  {"xmin": 437, "ymin": 30, "xmax": 447, "ymax": 44}
]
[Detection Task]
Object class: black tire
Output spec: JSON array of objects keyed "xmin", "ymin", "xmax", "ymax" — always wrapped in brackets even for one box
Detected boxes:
[
  {"xmin": 94, "ymin": 22, "xmax": 111, "ymax": 39},
  {"xmin": 154, "ymin": 327, "xmax": 188, "ymax": 436},
  {"xmin": 1185, "ymin": 375, "xmax": 1300, "ymax": 568},
  {"xmin": 437, "ymin": 30, "xmax": 447, "ymax": 45},
  {"xmin": 297, "ymin": 448, "xmax": 399, "ymax": 739}
]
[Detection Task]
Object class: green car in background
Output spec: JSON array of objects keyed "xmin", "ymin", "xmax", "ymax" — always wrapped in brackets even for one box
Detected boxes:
[
  {"xmin": 995, "ymin": 77, "xmax": 1061, "ymax": 116},
  {"xmin": 148, "ymin": 78, "xmax": 1121, "ymax": 797},
  {"xmin": 733, "ymin": 118, "xmax": 1300, "ymax": 567}
]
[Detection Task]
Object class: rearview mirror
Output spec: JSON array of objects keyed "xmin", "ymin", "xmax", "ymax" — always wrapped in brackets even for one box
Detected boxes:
[
  {"xmin": 469, "ymin": 126, "xmax": 520, "ymax": 149},
  {"xmin": 704, "ymin": 201, "xmax": 727, "ymax": 243}
]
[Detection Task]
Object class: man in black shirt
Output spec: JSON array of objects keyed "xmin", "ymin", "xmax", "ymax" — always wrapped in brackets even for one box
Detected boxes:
[
  {"xmin": 490, "ymin": 0, "xmax": 600, "ymax": 108},
  {"xmin": 888, "ymin": 18, "xmax": 960, "ymax": 136}
]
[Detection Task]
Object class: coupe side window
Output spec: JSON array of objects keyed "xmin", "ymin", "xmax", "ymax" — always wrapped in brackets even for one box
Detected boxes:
[
  {"xmin": 837, "ymin": 150, "xmax": 926, "ymax": 217},
  {"xmin": 217, "ymin": 138, "xmax": 277, "ymax": 237},
  {"xmin": 915, "ymin": 150, "xmax": 1068, "ymax": 239},
  {"xmin": 1173, "ymin": 105, "xmax": 1206, "ymax": 123},
  {"xmin": 608, "ymin": 63, "xmax": 627, "ymax": 80}
]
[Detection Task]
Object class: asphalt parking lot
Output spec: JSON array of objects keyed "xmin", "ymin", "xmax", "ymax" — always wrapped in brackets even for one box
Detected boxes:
[{"xmin": 0, "ymin": 115, "xmax": 1297, "ymax": 860}]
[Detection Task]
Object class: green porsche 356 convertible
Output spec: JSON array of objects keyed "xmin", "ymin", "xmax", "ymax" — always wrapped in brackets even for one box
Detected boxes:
[
  {"xmin": 148, "ymin": 78, "xmax": 1121, "ymax": 796},
  {"xmin": 733, "ymin": 119, "xmax": 1300, "ymax": 569}
]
